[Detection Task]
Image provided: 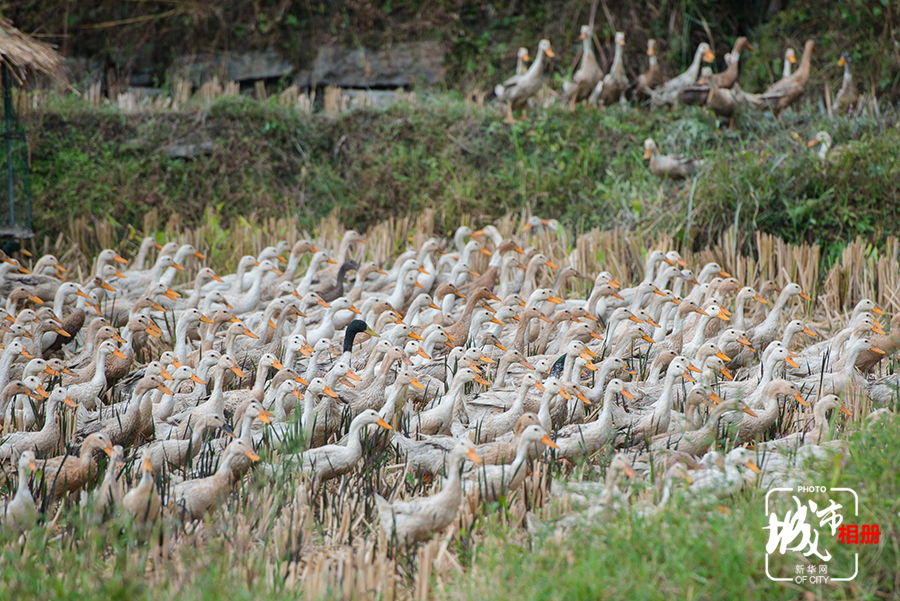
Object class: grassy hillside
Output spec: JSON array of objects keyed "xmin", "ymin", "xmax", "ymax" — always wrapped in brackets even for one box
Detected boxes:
[{"xmin": 30, "ymin": 94, "xmax": 900, "ymax": 265}]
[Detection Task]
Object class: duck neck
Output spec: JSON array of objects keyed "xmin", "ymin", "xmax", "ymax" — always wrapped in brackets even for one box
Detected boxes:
[
  {"xmin": 345, "ymin": 420, "xmax": 366, "ymax": 456},
  {"xmin": 239, "ymin": 413, "xmax": 256, "ymax": 443},
  {"xmin": 688, "ymin": 315, "xmax": 713, "ymax": 351},
  {"xmin": 611, "ymin": 42, "xmax": 623, "ymax": 73},
  {"xmin": 537, "ymin": 390, "xmax": 554, "ymax": 432},
  {"xmin": 14, "ymin": 462, "xmax": 33, "ymax": 502},
  {"xmin": 174, "ymin": 318, "xmax": 194, "ymax": 363},
  {"xmin": 297, "ymin": 257, "xmax": 323, "ymax": 294},
  {"xmin": 301, "ymin": 390, "xmax": 318, "ymax": 434},
  {"xmin": 443, "ymin": 450, "xmax": 465, "ymax": 498},
  {"xmin": 652, "ymin": 371, "xmax": 678, "ymax": 423},
  {"xmin": 217, "ymin": 450, "xmax": 238, "ymax": 476},
  {"xmin": 92, "ymin": 352, "xmax": 110, "ymax": 389},
  {"xmin": 494, "ymin": 357, "xmax": 513, "ymax": 387},
  {"xmin": 511, "ymin": 383, "xmax": 529, "ymax": 414},
  {"xmin": 53, "ymin": 288, "xmax": 72, "ymax": 317},
  {"xmin": 526, "ymin": 47, "xmax": 546, "ymax": 78},
  {"xmin": 796, "ymin": 44, "xmax": 813, "ymax": 82},
  {"xmin": 688, "ymin": 47, "xmax": 705, "ymax": 78}
]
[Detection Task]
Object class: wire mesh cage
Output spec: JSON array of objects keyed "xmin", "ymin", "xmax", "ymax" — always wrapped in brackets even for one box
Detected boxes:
[{"xmin": 0, "ymin": 66, "xmax": 32, "ymax": 238}]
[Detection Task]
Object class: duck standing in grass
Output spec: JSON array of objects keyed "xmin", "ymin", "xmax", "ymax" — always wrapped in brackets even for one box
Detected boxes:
[{"xmin": 495, "ymin": 40, "xmax": 555, "ymax": 123}]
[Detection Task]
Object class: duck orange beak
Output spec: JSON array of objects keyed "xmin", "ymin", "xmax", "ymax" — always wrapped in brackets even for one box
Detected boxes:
[
  {"xmin": 839, "ymin": 404, "xmax": 852, "ymax": 416},
  {"xmin": 745, "ymin": 460, "xmax": 761, "ymax": 473},
  {"xmin": 409, "ymin": 331, "xmax": 424, "ymax": 341},
  {"xmin": 785, "ymin": 357, "xmax": 800, "ymax": 368},
  {"xmin": 799, "ymin": 291, "xmax": 811, "ymax": 301},
  {"xmin": 376, "ymin": 417, "xmax": 392, "ymax": 430},
  {"xmin": 802, "ymin": 327, "xmax": 817, "ymax": 337},
  {"xmin": 411, "ymin": 378, "xmax": 426, "ymax": 390},
  {"xmin": 114, "ymin": 254, "xmax": 127, "ymax": 264},
  {"xmin": 541, "ymin": 434, "xmax": 559, "ymax": 449},
  {"xmin": 794, "ymin": 393, "xmax": 809, "ymax": 407},
  {"xmin": 703, "ymin": 49, "xmax": 715, "ymax": 62},
  {"xmin": 323, "ymin": 385, "xmax": 339, "ymax": 398},
  {"xmin": 231, "ymin": 366, "xmax": 246, "ymax": 378},
  {"xmin": 643, "ymin": 147, "xmax": 652, "ymax": 159},
  {"xmin": 474, "ymin": 375, "xmax": 490, "ymax": 386},
  {"xmin": 715, "ymin": 351, "xmax": 731, "ymax": 362}
]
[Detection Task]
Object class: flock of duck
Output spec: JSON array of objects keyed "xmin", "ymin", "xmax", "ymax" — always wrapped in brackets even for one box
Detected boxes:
[
  {"xmin": 495, "ymin": 29, "xmax": 859, "ymax": 179},
  {"xmin": 0, "ymin": 224, "xmax": 895, "ymax": 545}
]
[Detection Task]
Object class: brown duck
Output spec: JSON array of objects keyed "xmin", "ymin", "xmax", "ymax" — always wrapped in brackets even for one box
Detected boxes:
[
  {"xmin": 444, "ymin": 286, "xmax": 501, "ymax": 348},
  {"xmin": 625, "ymin": 39, "xmax": 663, "ymax": 100},
  {"xmin": 561, "ymin": 25, "xmax": 602, "ymax": 109},
  {"xmin": 761, "ymin": 40, "xmax": 815, "ymax": 118}
]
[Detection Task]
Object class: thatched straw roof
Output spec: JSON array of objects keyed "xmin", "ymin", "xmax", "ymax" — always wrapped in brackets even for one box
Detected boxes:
[{"xmin": 0, "ymin": 18, "xmax": 66, "ymax": 86}]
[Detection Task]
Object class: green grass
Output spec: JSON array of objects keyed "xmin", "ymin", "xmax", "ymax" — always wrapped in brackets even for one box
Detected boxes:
[
  {"xmin": 444, "ymin": 416, "xmax": 900, "ymax": 601},
  {"xmin": 3, "ymin": 416, "xmax": 897, "ymax": 600},
  {"xmin": 27, "ymin": 93, "xmax": 900, "ymax": 267}
]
